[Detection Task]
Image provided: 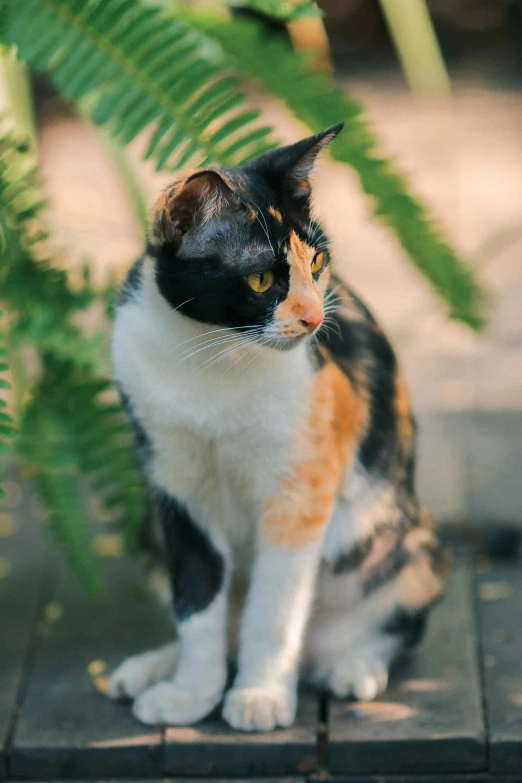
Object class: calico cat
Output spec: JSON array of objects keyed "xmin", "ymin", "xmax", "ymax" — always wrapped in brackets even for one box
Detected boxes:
[{"xmin": 108, "ymin": 123, "xmax": 449, "ymax": 732}]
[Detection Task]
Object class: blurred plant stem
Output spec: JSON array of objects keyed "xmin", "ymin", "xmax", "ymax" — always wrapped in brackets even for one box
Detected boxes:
[
  {"xmin": 287, "ymin": 13, "xmax": 333, "ymax": 71},
  {"xmin": 379, "ymin": 0, "xmax": 451, "ymax": 97},
  {"xmin": 106, "ymin": 141, "xmax": 148, "ymax": 240},
  {"xmin": 0, "ymin": 48, "xmax": 36, "ymax": 422},
  {"xmin": 0, "ymin": 47, "xmax": 37, "ymax": 144},
  {"xmin": 98, "ymin": 133, "xmax": 148, "ymax": 241}
]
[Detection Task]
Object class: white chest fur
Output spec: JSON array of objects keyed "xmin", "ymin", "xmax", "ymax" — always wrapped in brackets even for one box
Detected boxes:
[{"xmin": 112, "ymin": 273, "xmax": 312, "ymax": 556}]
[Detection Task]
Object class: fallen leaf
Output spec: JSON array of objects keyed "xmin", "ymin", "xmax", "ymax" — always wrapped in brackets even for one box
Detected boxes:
[{"xmin": 479, "ymin": 581, "xmax": 512, "ymax": 602}]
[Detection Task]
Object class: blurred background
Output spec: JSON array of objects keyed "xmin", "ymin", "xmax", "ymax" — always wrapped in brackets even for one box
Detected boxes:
[{"xmin": 1, "ymin": 0, "xmax": 521, "ymax": 579}]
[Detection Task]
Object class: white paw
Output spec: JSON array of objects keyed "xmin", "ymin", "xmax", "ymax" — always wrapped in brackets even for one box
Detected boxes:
[
  {"xmin": 327, "ymin": 656, "xmax": 389, "ymax": 701},
  {"xmin": 133, "ymin": 681, "xmax": 220, "ymax": 726},
  {"xmin": 107, "ymin": 643, "xmax": 178, "ymax": 700},
  {"xmin": 222, "ymin": 687, "xmax": 296, "ymax": 732}
]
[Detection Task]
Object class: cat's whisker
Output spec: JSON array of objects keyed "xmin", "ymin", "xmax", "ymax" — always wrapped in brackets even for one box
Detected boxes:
[
  {"xmin": 277, "ymin": 232, "xmax": 290, "ymax": 252},
  {"xmin": 170, "ymin": 326, "xmax": 263, "ymax": 360},
  {"xmin": 171, "ymin": 332, "xmax": 260, "ymax": 371},
  {"xmin": 167, "ymin": 297, "xmax": 195, "ymax": 316},
  {"xmin": 193, "ymin": 334, "xmax": 257, "ymax": 376},
  {"xmin": 167, "ymin": 324, "xmax": 261, "ymax": 356},
  {"xmin": 190, "ymin": 327, "xmax": 266, "ymax": 374},
  {"xmin": 249, "ymin": 198, "xmax": 276, "ymax": 259},
  {"xmin": 309, "ymin": 222, "xmax": 323, "ymax": 246},
  {"xmin": 219, "ymin": 334, "xmax": 273, "ymax": 378}
]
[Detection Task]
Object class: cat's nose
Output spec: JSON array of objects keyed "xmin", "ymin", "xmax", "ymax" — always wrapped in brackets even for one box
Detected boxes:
[{"xmin": 299, "ymin": 312, "xmax": 324, "ymax": 332}]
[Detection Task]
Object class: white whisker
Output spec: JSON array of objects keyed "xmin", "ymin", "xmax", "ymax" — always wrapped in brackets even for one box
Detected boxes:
[
  {"xmin": 167, "ymin": 297, "xmax": 195, "ymax": 316},
  {"xmin": 166, "ymin": 324, "xmax": 261, "ymax": 357},
  {"xmin": 249, "ymin": 198, "xmax": 276, "ymax": 259}
]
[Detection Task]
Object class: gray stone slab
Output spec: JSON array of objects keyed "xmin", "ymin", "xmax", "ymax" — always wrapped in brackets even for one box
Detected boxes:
[
  {"xmin": 164, "ymin": 692, "xmax": 320, "ymax": 777},
  {"xmin": 311, "ymin": 777, "xmax": 521, "ymax": 783},
  {"xmin": 0, "ymin": 473, "xmax": 50, "ymax": 779},
  {"xmin": 476, "ymin": 560, "xmax": 522, "ymax": 774},
  {"xmin": 9, "ymin": 551, "xmax": 173, "ymax": 779},
  {"xmin": 327, "ymin": 559, "xmax": 486, "ymax": 775},
  {"xmin": 416, "ymin": 412, "xmax": 522, "ymax": 529}
]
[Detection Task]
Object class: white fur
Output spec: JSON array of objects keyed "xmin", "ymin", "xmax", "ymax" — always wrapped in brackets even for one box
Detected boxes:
[
  {"xmin": 108, "ymin": 642, "xmax": 179, "ymax": 699},
  {"xmin": 110, "ymin": 262, "xmax": 400, "ymax": 729}
]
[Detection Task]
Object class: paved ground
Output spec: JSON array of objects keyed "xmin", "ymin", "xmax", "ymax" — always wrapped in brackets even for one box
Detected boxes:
[
  {"xmin": 26, "ymin": 76, "xmax": 522, "ymax": 524},
  {"xmin": 1, "ymin": 473, "xmax": 521, "ymax": 779}
]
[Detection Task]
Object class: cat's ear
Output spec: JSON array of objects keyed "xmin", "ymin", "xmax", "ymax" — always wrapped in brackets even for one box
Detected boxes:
[
  {"xmin": 155, "ymin": 170, "xmax": 237, "ymax": 243},
  {"xmin": 251, "ymin": 122, "xmax": 344, "ymax": 203}
]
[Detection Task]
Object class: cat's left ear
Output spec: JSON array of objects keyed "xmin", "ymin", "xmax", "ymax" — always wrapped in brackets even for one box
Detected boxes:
[
  {"xmin": 251, "ymin": 122, "xmax": 344, "ymax": 203},
  {"xmin": 153, "ymin": 170, "xmax": 238, "ymax": 244}
]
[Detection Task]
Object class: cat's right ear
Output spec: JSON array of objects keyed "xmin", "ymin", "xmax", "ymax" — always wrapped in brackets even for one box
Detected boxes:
[
  {"xmin": 249, "ymin": 122, "xmax": 344, "ymax": 205},
  {"xmin": 152, "ymin": 170, "xmax": 237, "ymax": 244}
]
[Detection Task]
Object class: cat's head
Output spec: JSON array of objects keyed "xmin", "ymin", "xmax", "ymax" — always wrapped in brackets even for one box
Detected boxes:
[{"xmin": 150, "ymin": 123, "xmax": 343, "ymax": 350}]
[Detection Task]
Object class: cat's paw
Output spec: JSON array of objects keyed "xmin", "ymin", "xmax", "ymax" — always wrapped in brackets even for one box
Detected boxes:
[
  {"xmin": 133, "ymin": 681, "xmax": 220, "ymax": 725},
  {"xmin": 327, "ymin": 656, "xmax": 389, "ymax": 701},
  {"xmin": 107, "ymin": 643, "xmax": 178, "ymax": 700},
  {"xmin": 222, "ymin": 687, "xmax": 296, "ymax": 732}
]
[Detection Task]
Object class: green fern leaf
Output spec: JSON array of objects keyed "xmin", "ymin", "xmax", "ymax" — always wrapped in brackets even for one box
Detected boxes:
[
  {"xmin": 20, "ymin": 394, "xmax": 105, "ymax": 596},
  {"xmin": 0, "ymin": 315, "xmax": 15, "ymax": 500},
  {"xmin": 4, "ymin": 0, "xmax": 277, "ymax": 170},
  {"xmin": 18, "ymin": 357, "xmax": 146, "ymax": 594},
  {"xmin": 0, "ymin": 122, "xmax": 144, "ymax": 592}
]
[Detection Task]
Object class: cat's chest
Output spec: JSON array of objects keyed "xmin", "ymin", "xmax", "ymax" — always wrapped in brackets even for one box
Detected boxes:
[{"xmin": 113, "ymin": 301, "xmax": 312, "ymax": 527}]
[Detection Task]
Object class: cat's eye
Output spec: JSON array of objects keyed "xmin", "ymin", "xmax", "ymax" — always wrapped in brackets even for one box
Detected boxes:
[
  {"xmin": 311, "ymin": 251, "xmax": 326, "ymax": 275},
  {"xmin": 247, "ymin": 270, "xmax": 274, "ymax": 293}
]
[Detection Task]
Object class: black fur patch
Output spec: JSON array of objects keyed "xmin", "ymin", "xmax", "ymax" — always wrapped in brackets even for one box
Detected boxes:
[
  {"xmin": 382, "ymin": 607, "xmax": 428, "ymax": 648},
  {"xmin": 361, "ymin": 542, "xmax": 411, "ymax": 597},
  {"xmin": 332, "ymin": 537, "xmax": 373, "ymax": 574},
  {"xmin": 117, "ymin": 386, "xmax": 152, "ymax": 465},
  {"xmin": 332, "ymin": 523, "xmax": 412, "ymax": 596},
  {"xmin": 308, "ymin": 341, "xmax": 327, "ymax": 372},
  {"xmin": 155, "ymin": 489, "xmax": 225, "ymax": 622},
  {"xmin": 317, "ymin": 281, "xmax": 398, "ymax": 475},
  {"xmin": 118, "ymin": 255, "xmax": 145, "ymax": 305}
]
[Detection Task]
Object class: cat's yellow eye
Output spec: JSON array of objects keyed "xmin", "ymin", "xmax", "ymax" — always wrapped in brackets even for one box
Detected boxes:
[
  {"xmin": 311, "ymin": 251, "xmax": 326, "ymax": 275},
  {"xmin": 247, "ymin": 270, "xmax": 274, "ymax": 293}
]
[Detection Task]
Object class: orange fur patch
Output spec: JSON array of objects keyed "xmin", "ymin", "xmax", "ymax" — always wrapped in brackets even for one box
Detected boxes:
[
  {"xmin": 268, "ymin": 206, "xmax": 283, "ymax": 223},
  {"xmin": 274, "ymin": 231, "xmax": 325, "ymax": 329},
  {"xmin": 262, "ymin": 362, "xmax": 368, "ymax": 549},
  {"xmin": 395, "ymin": 374, "xmax": 415, "ymax": 454},
  {"xmin": 395, "ymin": 518, "xmax": 450, "ymax": 610}
]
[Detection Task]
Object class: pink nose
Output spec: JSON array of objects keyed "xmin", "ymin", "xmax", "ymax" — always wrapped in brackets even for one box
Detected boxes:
[{"xmin": 299, "ymin": 312, "xmax": 324, "ymax": 333}]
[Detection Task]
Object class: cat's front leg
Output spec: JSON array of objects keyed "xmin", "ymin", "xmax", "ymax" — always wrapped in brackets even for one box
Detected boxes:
[
  {"xmin": 223, "ymin": 469, "xmax": 338, "ymax": 732},
  {"xmin": 223, "ymin": 540, "xmax": 325, "ymax": 731},
  {"xmin": 133, "ymin": 490, "xmax": 229, "ymax": 726}
]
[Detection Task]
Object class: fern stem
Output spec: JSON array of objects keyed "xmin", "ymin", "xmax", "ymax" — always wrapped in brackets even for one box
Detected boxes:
[
  {"xmin": 379, "ymin": 0, "xmax": 451, "ymax": 97},
  {"xmin": 287, "ymin": 15, "xmax": 333, "ymax": 72},
  {"xmin": 0, "ymin": 48, "xmax": 37, "ymax": 420},
  {"xmin": 0, "ymin": 47, "xmax": 37, "ymax": 144},
  {"xmin": 101, "ymin": 134, "xmax": 148, "ymax": 241},
  {"xmin": 3, "ymin": 314, "xmax": 25, "ymax": 426}
]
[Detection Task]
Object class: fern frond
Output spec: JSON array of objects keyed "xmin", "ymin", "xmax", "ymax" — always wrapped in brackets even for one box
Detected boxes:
[
  {"xmin": 186, "ymin": 12, "xmax": 486, "ymax": 330},
  {"xmin": 0, "ymin": 312, "xmax": 15, "ymax": 499},
  {"xmin": 0, "ymin": 122, "xmax": 144, "ymax": 593},
  {"xmin": 20, "ymin": 385, "xmax": 104, "ymax": 595},
  {"xmin": 3, "ymin": 0, "xmax": 276, "ymax": 171},
  {"xmin": 0, "ymin": 122, "xmax": 100, "ymax": 367},
  {"xmin": 18, "ymin": 358, "xmax": 145, "ymax": 593}
]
